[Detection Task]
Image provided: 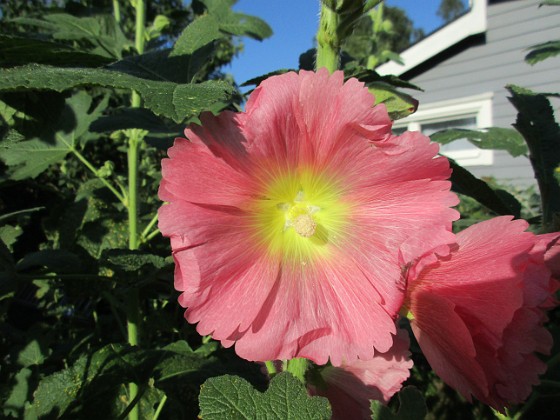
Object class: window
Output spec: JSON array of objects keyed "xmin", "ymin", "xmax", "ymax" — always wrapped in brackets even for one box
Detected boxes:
[{"xmin": 392, "ymin": 92, "xmax": 494, "ymax": 166}]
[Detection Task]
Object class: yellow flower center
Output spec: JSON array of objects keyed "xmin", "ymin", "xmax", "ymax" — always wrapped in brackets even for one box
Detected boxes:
[{"xmin": 249, "ymin": 167, "xmax": 350, "ymax": 266}]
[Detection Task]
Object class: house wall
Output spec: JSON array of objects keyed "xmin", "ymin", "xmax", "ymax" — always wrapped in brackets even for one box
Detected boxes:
[{"xmin": 400, "ymin": 0, "xmax": 560, "ymax": 186}]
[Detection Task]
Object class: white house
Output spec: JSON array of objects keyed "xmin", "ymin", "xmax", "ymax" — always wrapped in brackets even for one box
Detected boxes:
[{"xmin": 378, "ymin": 0, "xmax": 560, "ymax": 186}]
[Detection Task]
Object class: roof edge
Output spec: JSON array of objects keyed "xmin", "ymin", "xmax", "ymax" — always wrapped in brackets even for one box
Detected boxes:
[{"xmin": 377, "ymin": 0, "xmax": 487, "ymax": 76}]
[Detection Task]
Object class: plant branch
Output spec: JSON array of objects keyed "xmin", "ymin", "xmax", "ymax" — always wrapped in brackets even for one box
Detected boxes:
[{"xmin": 72, "ymin": 148, "xmax": 127, "ymax": 204}]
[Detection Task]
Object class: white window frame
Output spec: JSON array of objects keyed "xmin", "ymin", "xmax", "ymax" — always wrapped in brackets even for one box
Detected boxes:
[{"xmin": 393, "ymin": 92, "xmax": 494, "ymax": 166}]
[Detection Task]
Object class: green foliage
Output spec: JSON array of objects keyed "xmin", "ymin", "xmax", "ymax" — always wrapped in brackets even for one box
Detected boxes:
[
  {"xmin": 342, "ymin": 4, "xmax": 424, "ymax": 69},
  {"xmin": 199, "ymin": 373, "xmax": 332, "ymax": 420},
  {"xmin": 431, "ymin": 127, "xmax": 528, "ymax": 158},
  {"xmin": 11, "ymin": 13, "xmax": 131, "ymax": 59},
  {"xmin": 0, "ymin": 34, "xmax": 113, "ymax": 67},
  {"xmin": 371, "ymin": 386, "xmax": 427, "ymax": 420},
  {"xmin": 0, "ymin": 2, "xmax": 272, "ymax": 419},
  {"xmin": 345, "ymin": 67, "xmax": 422, "ymax": 120},
  {"xmin": 437, "ymin": 0, "xmax": 467, "ymax": 23},
  {"xmin": 0, "ymin": 64, "xmax": 233, "ymax": 123},
  {"xmin": 525, "ymin": 40, "xmax": 560, "ymax": 65},
  {"xmin": 448, "ymin": 159, "xmax": 522, "ymax": 219},
  {"xmin": 507, "ymin": 84, "xmax": 560, "ymax": 232},
  {"xmin": 0, "ymin": 91, "xmax": 108, "ymax": 179},
  {"xmin": 197, "ymin": 0, "xmax": 273, "ymax": 41}
]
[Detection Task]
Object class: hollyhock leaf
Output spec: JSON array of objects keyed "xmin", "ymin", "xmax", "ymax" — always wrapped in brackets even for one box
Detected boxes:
[
  {"xmin": 172, "ymin": 14, "xmax": 221, "ymax": 56},
  {"xmin": 0, "ymin": 91, "xmax": 107, "ymax": 180},
  {"xmin": 525, "ymin": 40, "xmax": 560, "ymax": 65},
  {"xmin": 101, "ymin": 249, "xmax": 170, "ymax": 272},
  {"xmin": 0, "ymin": 34, "xmax": 112, "ymax": 67},
  {"xmin": 12, "ymin": 13, "xmax": 130, "ymax": 59},
  {"xmin": 0, "ymin": 64, "xmax": 233, "ymax": 123},
  {"xmin": 448, "ymin": 160, "xmax": 522, "ymax": 217},
  {"xmin": 367, "ymin": 82, "xmax": 418, "ymax": 120},
  {"xmin": 199, "ymin": 0, "xmax": 273, "ymax": 41},
  {"xmin": 90, "ymin": 107, "xmax": 171, "ymax": 133},
  {"xmin": 507, "ymin": 85, "xmax": 560, "ymax": 231},
  {"xmin": 431, "ymin": 127, "xmax": 528, "ymax": 158},
  {"xmin": 199, "ymin": 373, "xmax": 331, "ymax": 420},
  {"xmin": 0, "ymin": 225, "xmax": 22, "ymax": 251},
  {"xmin": 370, "ymin": 386, "xmax": 427, "ymax": 420},
  {"xmin": 108, "ymin": 44, "xmax": 216, "ymax": 84},
  {"xmin": 16, "ymin": 250, "xmax": 82, "ymax": 274},
  {"xmin": 17, "ymin": 340, "xmax": 47, "ymax": 368},
  {"xmin": 3, "ymin": 367, "xmax": 31, "ymax": 418}
]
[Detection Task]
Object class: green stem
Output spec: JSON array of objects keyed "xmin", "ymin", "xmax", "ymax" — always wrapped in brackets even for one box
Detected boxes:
[
  {"xmin": 126, "ymin": 2, "xmax": 146, "ymax": 420},
  {"xmin": 113, "ymin": 0, "xmax": 121, "ymax": 23},
  {"xmin": 127, "ymin": 132, "xmax": 140, "ymax": 249},
  {"xmin": 152, "ymin": 394, "xmax": 168, "ymax": 420},
  {"xmin": 140, "ymin": 212, "xmax": 159, "ymax": 241},
  {"xmin": 286, "ymin": 358, "xmax": 308, "ymax": 383},
  {"xmin": 316, "ymin": 2, "xmax": 340, "ymax": 73},
  {"xmin": 144, "ymin": 228, "xmax": 160, "ymax": 243},
  {"xmin": 72, "ymin": 148, "xmax": 126, "ymax": 204},
  {"xmin": 264, "ymin": 361, "xmax": 277, "ymax": 377}
]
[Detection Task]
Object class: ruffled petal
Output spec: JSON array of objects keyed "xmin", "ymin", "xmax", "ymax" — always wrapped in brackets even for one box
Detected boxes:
[
  {"xmin": 407, "ymin": 216, "xmax": 558, "ymax": 411},
  {"xmin": 160, "ymin": 136, "xmax": 253, "ymax": 206},
  {"xmin": 310, "ymin": 328, "xmax": 413, "ymax": 420}
]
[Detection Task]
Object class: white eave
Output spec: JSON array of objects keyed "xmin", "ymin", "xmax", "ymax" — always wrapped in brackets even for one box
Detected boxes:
[{"xmin": 377, "ymin": 0, "xmax": 487, "ymax": 76}]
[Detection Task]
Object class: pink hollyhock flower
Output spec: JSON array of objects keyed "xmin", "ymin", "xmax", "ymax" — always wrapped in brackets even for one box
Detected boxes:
[
  {"xmin": 308, "ymin": 328, "xmax": 413, "ymax": 420},
  {"xmin": 405, "ymin": 216, "xmax": 559, "ymax": 411},
  {"xmin": 158, "ymin": 69, "xmax": 458, "ymax": 365}
]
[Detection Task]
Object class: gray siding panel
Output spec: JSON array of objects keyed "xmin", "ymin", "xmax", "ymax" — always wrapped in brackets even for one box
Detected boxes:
[{"xmin": 406, "ymin": 0, "xmax": 560, "ymax": 185}]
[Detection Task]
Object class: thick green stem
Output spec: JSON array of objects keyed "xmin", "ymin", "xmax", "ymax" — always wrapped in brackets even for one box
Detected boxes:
[
  {"xmin": 126, "ymin": 2, "xmax": 146, "ymax": 420},
  {"xmin": 316, "ymin": 2, "xmax": 340, "ymax": 73},
  {"xmin": 286, "ymin": 358, "xmax": 308, "ymax": 383},
  {"xmin": 127, "ymin": 132, "xmax": 140, "ymax": 249}
]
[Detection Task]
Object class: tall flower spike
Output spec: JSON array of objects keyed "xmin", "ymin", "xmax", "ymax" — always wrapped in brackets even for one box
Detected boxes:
[
  {"xmin": 159, "ymin": 69, "xmax": 459, "ymax": 365},
  {"xmin": 405, "ymin": 216, "xmax": 559, "ymax": 411}
]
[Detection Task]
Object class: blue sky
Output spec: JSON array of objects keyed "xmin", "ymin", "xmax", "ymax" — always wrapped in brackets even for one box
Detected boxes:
[{"xmin": 227, "ymin": 0, "xmax": 457, "ymax": 85}]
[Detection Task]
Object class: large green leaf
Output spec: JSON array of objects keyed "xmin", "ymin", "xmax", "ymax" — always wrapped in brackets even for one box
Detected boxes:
[
  {"xmin": 3, "ymin": 368, "xmax": 32, "ymax": 418},
  {"xmin": 368, "ymin": 82, "xmax": 418, "ymax": 120},
  {"xmin": 525, "ymin": 40, "xmax": 560, "ymax": 65},
  {"xmin": 0, "ymin": 64, "xmax": 233, "ymax": 123},
  {"xmin": 345, "ymin": 67, "xmax": 422, "ymax": 120},
  {"xmin": 449, "ymin": 160, "xmax": 522, "ymax": 218},
  {"xmin": 28, "ymin": 345, "xmax": 136, "ymax": 418},
  {"xmin": 507, "ymin": 84, "xmax": 560, "ymax": 231},
  {"xmin": 172, "ymin": 13, "xmax": 222, "ymax": 56},
  {"xmin": 0, "ymin": 91, "xmax": 107, "ymax": 180},
  {"xmin": 199, "ymin": 0, "xmax": 273, "ymax": 40},
  {"xmin": 370, "ymin": 386, "xmax": 427, "ymax": 420},
  {"xmin": 198, "ymin": 373, "xmax": 331, "ymax": 420},
  {"xmin": 108, "ymin": 45, "xmax": 215, "ymax": 84},
  {"xmin": 101, "ymin": 249, "xmax": 169, "ymax": 272},
  {"xmin": 0, "ymin": 34, "xmax": 112, "ymax": 67},
  {"xmin": 12, "ymin": 13, "xmax": 130, "ymax": 59},
  {"xmin": 431, "ymin": 127, "xmax": 528, "ymax": 157}
]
